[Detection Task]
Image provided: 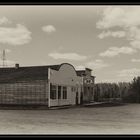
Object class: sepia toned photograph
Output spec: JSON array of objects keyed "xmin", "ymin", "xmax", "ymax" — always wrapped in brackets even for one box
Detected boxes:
[{"xmin": 0, "ymin": 5, "xmax": 139, "ymax": 135}]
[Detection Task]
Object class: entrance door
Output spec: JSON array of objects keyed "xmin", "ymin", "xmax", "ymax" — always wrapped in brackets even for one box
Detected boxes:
[
  {"xmin": 87, "ymin": 87, "xmax": 90, "ymax": 102},
  {"xmin": 80, "ymin": 92, "xmax": 83, "ymax": 104},
  {"xmin": 76, "ymin": 92, "xmax": 78, "ymax": 105}
]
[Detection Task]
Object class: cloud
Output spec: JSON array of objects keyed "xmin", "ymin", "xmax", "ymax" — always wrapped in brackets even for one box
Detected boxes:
[
  {"xmin": 99, "ymin": 46, "xmax": 136, "ymax": 57},
  {"xmin": 0, "ymin": 24, "xmax": 31, "ymax": 45},
  {"xmin": 131, "ymin": 58, "xmax": 140, "ymax": 62},
  {"xmin": 0, "ymin": 17, "xmax": 12, "ymax": 25},
  {"xmin": 130, "ymin": 40, "xmax": 140, "ymax": 49},
  {"xmin": 118, "ymin": 68, "xmax": 140, "ymax": 79},
  {"xmin": 75, "ymin": 65, "xmax": 85, "ymax": 70},
  {"xmin": 96, "ymin": 7, "xmax": 124, "ymax": 29},
  {"xmin": 98, "ymin": 30, "xmax": 126, "ymax": 39},
  {"xmin": 42, "ymin": 25, "xmax": 56, "ymax": 34},
  {"xmin": 48, "ymin": 52, "xmax": 87, "ymax": 61},
  {"xmin": 129, "ymin": 27, "xmax": 140, "ymax": 49},
  {"xmin": 97, "ymin": 7, "xmax": 140, "ymax": 57},
  {"xmin": 86, "ymin": 59, "xmax": 109, "ymax": 70},
  {"xmin": 96, "ymin": 7, "xmax": 140, "ymax": 29},
  {"xmin": 75, "ymin": 59, "xmax": 109, "ymax": 72}
]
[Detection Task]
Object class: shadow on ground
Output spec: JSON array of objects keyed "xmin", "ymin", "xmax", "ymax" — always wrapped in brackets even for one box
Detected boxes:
[{"xmin": 0, "ymin": 102, "xmax": 127, "ymax": 110}]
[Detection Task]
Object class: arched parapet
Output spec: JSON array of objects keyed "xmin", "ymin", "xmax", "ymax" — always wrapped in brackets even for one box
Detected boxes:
[{"xmin": 50, "ymin": 63, "xmax": 80, "ymax": 85}]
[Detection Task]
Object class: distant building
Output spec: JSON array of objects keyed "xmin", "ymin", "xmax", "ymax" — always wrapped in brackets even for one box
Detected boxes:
[
  {"xmin": 0, "ymin": 63, "xmax": 95, "ymax": 108},
  {"xmin": 76, "ymin": 68, "xmax": 95, "ymax": 104}
]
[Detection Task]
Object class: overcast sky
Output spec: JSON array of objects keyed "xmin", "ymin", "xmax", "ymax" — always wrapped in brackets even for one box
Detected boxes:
[{"xmin": 0, "ymin": 6, "xmax": 140, "ymax": 83}]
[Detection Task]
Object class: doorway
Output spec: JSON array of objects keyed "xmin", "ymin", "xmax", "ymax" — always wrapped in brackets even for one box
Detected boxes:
[{"xmin": 76, "ymin": 92, "xmax": 78, "ymax": 105}]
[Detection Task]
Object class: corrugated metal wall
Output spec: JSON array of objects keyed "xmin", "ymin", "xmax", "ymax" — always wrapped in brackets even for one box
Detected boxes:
[{"xmin": 0, "ymin": 80, "xmax": 48, "ymax": 105}]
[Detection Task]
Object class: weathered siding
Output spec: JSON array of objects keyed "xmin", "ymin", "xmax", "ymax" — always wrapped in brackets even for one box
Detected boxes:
[{"xmin": 0, "ymin": 80, "xmax": 48, "ymax": 105}]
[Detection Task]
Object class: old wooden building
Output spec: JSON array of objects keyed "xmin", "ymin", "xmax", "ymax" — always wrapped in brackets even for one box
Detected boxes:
[
  {"xmin": 0, "ymin": 63, "xmax": 95, "ymax": 107},
  {"xmin": 76, "ymin": 68, "xmax": 95, "ymax": 104}
]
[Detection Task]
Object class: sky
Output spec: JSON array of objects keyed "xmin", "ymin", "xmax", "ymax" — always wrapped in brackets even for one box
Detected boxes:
[{"xmin": 0, "ymin": 5, "xmax": 140, "ymax": 83}]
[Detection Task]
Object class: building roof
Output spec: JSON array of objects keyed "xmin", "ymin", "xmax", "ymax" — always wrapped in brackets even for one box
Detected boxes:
[
  {"xmin": 85, "ymin": 68, "xmax": 92, "ymax": 71},
  {"xmin": 0, "ymin": 64, "xmax": 61, "ymax": 83},
  {"xmin": 76, "ymin": 70, "xmax": 86, "ymax": 76},
  {"xmin": 76, "ymin": 69, "xmax": 95, "ymax": 78},
  {"xmin": 0, "ymin": 63, "xmax": 94, "ymax": 83}
]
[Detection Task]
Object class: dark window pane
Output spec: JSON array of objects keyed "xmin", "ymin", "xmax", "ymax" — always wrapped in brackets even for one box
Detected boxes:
[
  {"xmin": 58, "ymin": 86, "xmax": 61, "ymax": 99},
  {"xmin": 63, "ymin": 86, "xmax": 67, "ymax": 99},
  {"xmin": 50, "ymin": 84, "xmax": 57, "ymax": 100}
]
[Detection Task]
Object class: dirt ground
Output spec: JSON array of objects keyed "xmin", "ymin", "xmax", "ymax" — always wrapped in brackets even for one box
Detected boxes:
[{"xmin": 0, "ymin": 103, "xmax": 140, "ymax": 134}]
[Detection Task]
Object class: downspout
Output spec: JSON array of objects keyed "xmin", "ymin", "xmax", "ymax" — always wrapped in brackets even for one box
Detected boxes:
[
  {"xmin": 81, "ymin": 77, "xmax": 84, "ymax": 104},
  {"xmin": 48, "ymin": 68, "xmax": 51, "ymax": 107}
]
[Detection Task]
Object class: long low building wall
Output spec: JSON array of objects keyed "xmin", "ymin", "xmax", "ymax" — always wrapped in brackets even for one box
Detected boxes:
[
  {"xmin": 0, "ymin": 80, "xmax": 48, "ymax": 105},
  {"xmin": 0, "ymin": 63, "xmax": 95, "ymax": 107}
]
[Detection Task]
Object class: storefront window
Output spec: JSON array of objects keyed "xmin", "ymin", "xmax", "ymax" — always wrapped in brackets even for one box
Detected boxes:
[
  {"xmin": 50, "ymin": 84, "xmax": 57, "ymax": 99},
  {"xmin": 63, "ymin": 86, "xmax": 67, "ymax": 99},
  {"xmin": 58, "ymin": 86, "xmax": 61, "ymax": 99}
]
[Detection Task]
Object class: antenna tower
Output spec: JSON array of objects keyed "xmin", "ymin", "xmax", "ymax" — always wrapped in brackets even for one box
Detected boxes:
[{"xmin": 2, "ymin": 50, "xmax": 6, "ymax": 67}]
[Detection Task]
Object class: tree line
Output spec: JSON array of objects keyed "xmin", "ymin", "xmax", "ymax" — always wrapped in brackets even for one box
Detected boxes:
[{"xmin": 94, "ymin": 76, "xmax": 140, "ymax": 103}]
